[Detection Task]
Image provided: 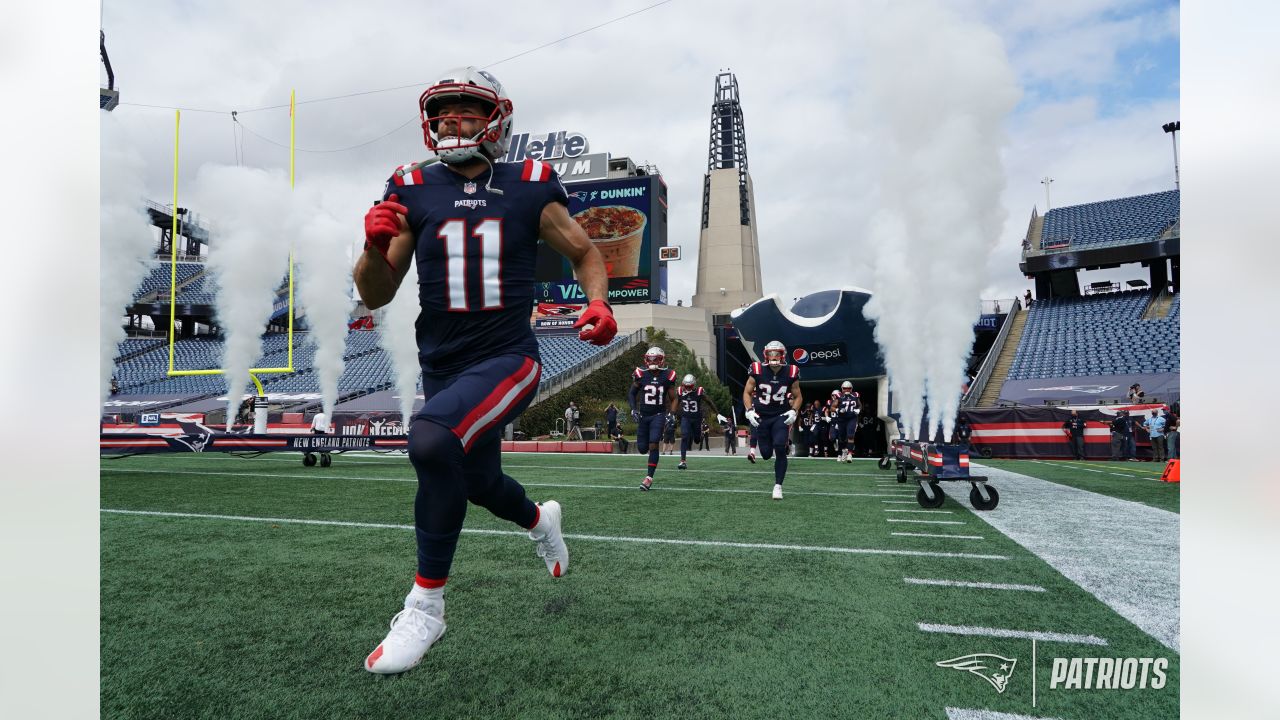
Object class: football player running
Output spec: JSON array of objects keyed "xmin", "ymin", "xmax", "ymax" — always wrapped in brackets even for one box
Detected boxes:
[
  {"xmin": 675, "ymin": 373, "xmax": 725, "ymax": 470},
  {"xmin": 629, "ymin": 347, "xmax": 679, "ymax": 490},
  {"xmin": 834, "ymin": 381, "xmax": 861, "ymax": 463},
  {"xmin": 354, "ymin": 67, "xmax": 617, "ymax": 675},
  {"xmin": 743, "ymin": 341, "xmax": 803, "ymax": 499}
]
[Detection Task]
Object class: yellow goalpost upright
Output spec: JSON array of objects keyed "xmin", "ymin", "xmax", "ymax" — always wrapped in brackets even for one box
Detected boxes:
[{"xmin": 164, "ymin": 91, "xmax": 298, "ymax": 396}]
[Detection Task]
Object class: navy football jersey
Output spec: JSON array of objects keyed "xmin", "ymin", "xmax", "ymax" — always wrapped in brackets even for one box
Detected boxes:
[
  {"xmin": 381, "ymin": 158, "xmax": 568, "ymax": 374},
  {"xmin": 677, "ymin": 386, "xmax": 708, "ymax": 419},
  {"xmin": 836, "ymin": 392, "xmax": 861, "ymax": 418},
  {"xmin": 633, "ymin": 367, "xmax": 676, "ymax": 416},
  {"xmin": 748, "ymin": 361, "xmax": 800, "ymax": 418}
]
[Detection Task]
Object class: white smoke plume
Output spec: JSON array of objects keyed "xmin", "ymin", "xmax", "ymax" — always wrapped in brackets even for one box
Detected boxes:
[
  {"xmin": 100, "ymin": 114, "xmax": 159, "ymax": 408},
  {"xmin": 856, "ymin": 1, "xmax": 1020, "ymax": 440},
  {"xmin": 191, "ymin": 166, "xmax": 298, "ymax": 429},
  {"xmin": 294, "ymin": 194, "xmax": 355, "ymax": 420},
  {"xmin": 377, "ymin": 257, "xmax": 421, "ymax": 430}
]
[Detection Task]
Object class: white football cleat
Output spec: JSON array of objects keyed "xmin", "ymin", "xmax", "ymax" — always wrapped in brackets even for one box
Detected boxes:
[
  {"xmin": 747, "ymin": 449, "xmax": 757, "ymax": 464},
  {"xmin": 529, "ymin": 500, "xmax": 569, "ymax": 578},
  {"xmin": 640, "ymin": 476, "xmax": 653, "ymax": 491},
  {"xmin": 365, "ymin": 606, "xmax": 446, "ymax": 674},
  {"xmin": 772, "ymin": 483, "xmax": 783, "ymax": 500}
]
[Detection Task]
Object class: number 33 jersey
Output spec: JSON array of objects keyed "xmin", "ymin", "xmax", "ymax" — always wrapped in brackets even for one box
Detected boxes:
[
  {"xmin": 748, "ymin": 362, "xmax": 800, "ymax": 418},
  {"xmin": 381, "ymin": 159, "xmax": 569, "ymax": 375}
]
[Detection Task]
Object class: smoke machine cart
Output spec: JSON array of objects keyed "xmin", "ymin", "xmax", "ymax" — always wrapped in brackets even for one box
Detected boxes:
[{"xmin": 877, "ymin": 439, "xmax": 999, "ymax": 510}]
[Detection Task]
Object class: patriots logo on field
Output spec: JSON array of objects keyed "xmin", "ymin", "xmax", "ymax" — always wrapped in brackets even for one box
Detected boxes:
[
  {"xmin": 463, "ymin": 182, "xmax": 477, "ymax": 195},
  {"xmin": 792, "ymin": 348, "xmax": 810, "ymax": 365},
  {"xmin": 936, "ymin": 654, "xmax": 1017, "ymax": 693},
  {"xmin": 1027, "ymin": 384, "xmax": 1119, "ymax": 395}
]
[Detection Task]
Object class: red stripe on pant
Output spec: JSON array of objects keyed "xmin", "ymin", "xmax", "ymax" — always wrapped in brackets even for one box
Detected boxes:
[{"xmin": 452, "ymin": 357, "xmax": 539, "ymax": 452}]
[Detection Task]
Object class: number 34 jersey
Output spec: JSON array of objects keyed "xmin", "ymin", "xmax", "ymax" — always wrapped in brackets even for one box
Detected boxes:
[
  {"xmin": 381, "ymin": 159, "xmax": 569, "ymax": 375},
  {"xmin": 748, "ymin": 362, "xmax": 801, "ymax": 418}
]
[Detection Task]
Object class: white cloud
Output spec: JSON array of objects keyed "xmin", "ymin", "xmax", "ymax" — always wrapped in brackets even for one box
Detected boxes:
[{"xmin": 102, "ymin": 0, "xmax": 1178, "ymax": 310}]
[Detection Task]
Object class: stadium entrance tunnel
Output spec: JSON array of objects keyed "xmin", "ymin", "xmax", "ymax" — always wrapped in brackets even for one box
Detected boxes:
[{"xmin": 729, "ymin": 289, "xmax": 886, "ymax": 382}]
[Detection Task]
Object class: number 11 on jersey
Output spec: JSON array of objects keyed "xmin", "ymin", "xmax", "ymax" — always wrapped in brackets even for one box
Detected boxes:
[{"xmin": 438, "ymin": 218, "xmax": 503, "ymax": 311}]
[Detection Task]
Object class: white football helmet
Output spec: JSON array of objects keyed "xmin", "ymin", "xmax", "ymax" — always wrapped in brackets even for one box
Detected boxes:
[
  {"xmin": 644, "ymin": 347, "xmax": 665, "ymax": 370},
  {"xmin": 419, "ymin": 67, "xmax": 514, "ymax": 164},
  {"xmin": 763, "ymin": 341, "xmax": 786, "ymax": 368},
  {"xmin": 841, "ymin": 381, "xmax": 853, "ymax": 393},
  {"xmin": 682, "ymin": 373, "xmax": 696, "ymax": 391}
]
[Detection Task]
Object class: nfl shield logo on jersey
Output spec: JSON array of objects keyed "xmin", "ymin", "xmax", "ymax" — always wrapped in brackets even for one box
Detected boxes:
[{"xmin": 463, "ymin": 182, "xmax": 477, "ymax": 195}]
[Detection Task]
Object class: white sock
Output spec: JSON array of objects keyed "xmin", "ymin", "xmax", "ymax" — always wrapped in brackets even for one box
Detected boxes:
[{"xmin": 405, "ymin": 584, "xmax": 444, "ymax": 614}]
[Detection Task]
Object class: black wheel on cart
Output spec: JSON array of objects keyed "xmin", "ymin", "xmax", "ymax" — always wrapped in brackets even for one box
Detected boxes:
[
  {"xmin": 877, "ymin": 456, "xmax": 892, "ymax": 470},
  {"xmin": 969, "ymin": 484, "xmax": 999, "ymax": 510},
  {"xmin": 302, "ymin": 452, "xmax": 317, "ymax": 467},
  {"xmin": 896, "ymin": 469, "xmax": 907, "ymax": 484},
  {"xmin": 319, "ymin": 453, "xmax": 332, "ymax": 468},
  {"xmin": 916, "ymin": 483, "xmax": 946, "ymax": 509},
  {"xmin": 979, "ymin": 446, "xmax": 994, "ymax": 459}
]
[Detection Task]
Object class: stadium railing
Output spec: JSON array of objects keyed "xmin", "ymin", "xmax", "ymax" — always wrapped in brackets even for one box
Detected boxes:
[
  {"xmin": 962, "ymin": 298, "xmax": 1023, "ymax": 408},
  {"xmin": 527, "ymin": 329, "xmax": 644, "ymax": 408}
]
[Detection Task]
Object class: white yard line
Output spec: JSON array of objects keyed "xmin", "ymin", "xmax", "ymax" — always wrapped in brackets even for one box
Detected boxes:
[
  {"xmin": 100, "ymin": 467, "xmax": 906, "ymax": 498},
  {"xmin": 892, "ymin": 532, "xmax": 984, "ymax": 540},
  {"xmin": 887, "ymin": 519, "xmax": 966, "ymax": 525},
  {"xmin": 904, "ymin": 577, "xmax": 1046, "ymax": 592},
  {"xmin": 885, "ymin": 509, "xmax": 953, "ymax": 514},
  {"xmin": 160, "ymin": 452, "xmax": 889, "ymax": 478},
  {"xmin": 100, "ymin": 508, "xmax": 1011, "ymax": 560},
  {"xmin": 918, "ymin": 623, "xmax": 1108, "ymax": 646},
  {"xmin": 967, "ymin": 464, "xmax": 1179, "ymax": 651},
  {"xmin": 945, "ymin": 708, "xmax": 1065, "ymax": 720}
]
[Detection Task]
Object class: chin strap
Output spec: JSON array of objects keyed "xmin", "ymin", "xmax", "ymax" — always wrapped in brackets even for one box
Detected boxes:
[{"xmin": 477, "ymin": 151, "xmax": 504, "ymax": 196}]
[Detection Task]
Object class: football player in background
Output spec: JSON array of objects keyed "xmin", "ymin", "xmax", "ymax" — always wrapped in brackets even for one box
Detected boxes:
[
  {"xmin": 743, "ymin": 341, "xmax": 803, "ymax": 499},
  {"xmin": 675, "ymin": 373, "xmax": 725, "ymax": 470},
  {"xmin": 353, "ymin": 67, "xmax": 617, "ymax": 675},
  {"xmin": 834, "ymin": 381, "xmax": 861, "ymax": 463},
  {"xmin": 629, "ymin": 346, "xmax": 678, "ymax": 490}
]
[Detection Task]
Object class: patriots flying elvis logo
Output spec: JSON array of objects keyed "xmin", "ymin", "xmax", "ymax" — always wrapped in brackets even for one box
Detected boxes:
[{"xmin": 936, "ymin": 653, "xmax": 1017, "ymax": 693}]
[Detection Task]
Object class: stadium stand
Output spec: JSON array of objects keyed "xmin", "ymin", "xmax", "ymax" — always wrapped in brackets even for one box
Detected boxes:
[
  {"xmin": 131, "ymin": 261, "xmax": 204, "ymax": 301},
  {"xmin": 1040, "ymin": 190, "xmax": 1179, "ymax": 249},
  {"xmin": 1005, "ymin": 290, "xmax": 1180, "ymax": 380},
  {"xmin": 112, "ymin": 330, "xmax": 629, "ymax": 396}
]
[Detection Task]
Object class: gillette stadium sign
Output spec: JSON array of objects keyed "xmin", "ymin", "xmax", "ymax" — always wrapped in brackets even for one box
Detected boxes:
[
  {"xmin": 790, "ymin": 342, "xmax": 846, "ymax": 366},
  {"xmin": 502, "ymin": 130, "xmax": 590, "ymax": 162},
  {"xmin": 501, "ymin": 130, "xmax": 607, "ymax": 182}
]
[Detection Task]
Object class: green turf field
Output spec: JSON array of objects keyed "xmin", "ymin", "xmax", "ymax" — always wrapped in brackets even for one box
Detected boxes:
[
  {"xmin": 977, "ymin": 458, "xmax": 1179, "ymax": 513},
  {"xmin": 101, "ymin": 452, "xmax": 1178, "ymax": 719}
]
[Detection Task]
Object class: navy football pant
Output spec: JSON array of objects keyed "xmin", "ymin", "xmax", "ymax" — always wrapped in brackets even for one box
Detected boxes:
[
  {"xmin": 757, "ymin": 415, "xmax": 791, "ymax": 484},
  {"xmin": 679, "ymin": 416, "xmax": 702, "ymax": 460},
  {"xmin": 409, "ymin": 354, "xmax": 542, "ymax": 582},
  {"xmin": 836, "ymin": 416, "xmax": 858, "ymax": 453},
  {"xmin": 636, "ymin": 413, "xmax": 666, "ymax": 477}
]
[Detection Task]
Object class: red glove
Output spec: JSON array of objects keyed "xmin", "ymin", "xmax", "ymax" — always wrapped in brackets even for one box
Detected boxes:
[
  {"xmin": 574, "ymin": 299, "xmax": 617, "ymax": 346},
  {"xmin": 364, "ymin": 194, "xmax": 408, "ymax": 273}
]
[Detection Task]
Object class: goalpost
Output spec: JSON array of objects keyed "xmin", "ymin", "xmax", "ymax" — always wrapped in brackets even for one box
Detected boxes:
[{"xmin": 164, "ymin": 92, "xmax": 297, "ymax": 403}]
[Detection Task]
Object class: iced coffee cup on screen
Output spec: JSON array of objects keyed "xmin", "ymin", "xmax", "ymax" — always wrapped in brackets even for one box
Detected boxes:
[{"xmin": 572, "ymin": 205, "xmax": 647, "ymax": 277}]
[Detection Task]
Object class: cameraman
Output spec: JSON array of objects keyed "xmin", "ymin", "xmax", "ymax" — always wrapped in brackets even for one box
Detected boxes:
[
  {"xmin": 564, "ymin": 402, "xmax": 582, "ymax": 441},
  {"xmin": 1127, "ymin": 384, "xmax": 1145, "ymax": 403},
  {"xmin": 1109, "ymin": 410, "xmax": 1131, "ymax": 461}
]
